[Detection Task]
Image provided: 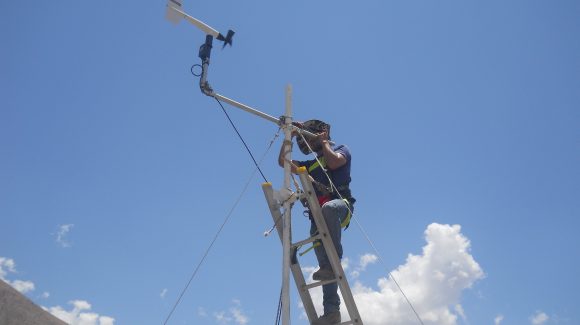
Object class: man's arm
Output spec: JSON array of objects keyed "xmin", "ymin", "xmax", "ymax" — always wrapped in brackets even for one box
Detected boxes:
[
  {"xmin": 317, "ymin": 132, "xmax": 347, "ymax": 170},
  {"xmin": 278, "ymin": 139, "xmax": 301, "ymax": 173}
]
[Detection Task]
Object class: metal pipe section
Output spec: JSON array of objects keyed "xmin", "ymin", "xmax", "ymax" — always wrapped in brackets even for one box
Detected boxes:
[
  {"xmin": 211, "ymin": 93, "xmax": 328, "ymax": 144},
  {"xmin": 194, "ymin": 35, "xmax": 324, "ymax": 144},
  {"xmin": 213, "ymin": 93, "xmax": 280, "ymax": 124},
  {"xmin": 199, "ymin": 35, "xmax": 214, "ymax": 96}
]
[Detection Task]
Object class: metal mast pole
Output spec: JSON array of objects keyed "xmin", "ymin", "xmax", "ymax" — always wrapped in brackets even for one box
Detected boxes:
[{"xmin": 281, "ymin": 84, "xmax": 293, "ymax": 325}]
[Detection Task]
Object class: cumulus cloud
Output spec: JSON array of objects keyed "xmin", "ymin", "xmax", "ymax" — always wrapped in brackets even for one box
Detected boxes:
[
  {"xmin": 46, "ymin": 300, "xmax": 115, "ymax": 325},
  {"xmin": 11, "ymin": 279, "xmax": 36, "ymax": 293},
  {"xmin": 351, "ymin": 254, "xmax": 378, "ymax": 278},
  {"xmin": 0, "ymin": 257, "xmax": 16, "ymax": 278},
  {"xmin": 303, "ymin": 223, "xmax": 484, "ymax": 325},
  {"xmin": 341, "ymin": 257, "xmax": 350, "ymax": 271},
  {"xmin": 1, "ymin": 257, "xmax": 114, "ymax": 324},
  {"xmin": 0, "ymin": 257, "xmax": 36, "ymax": 294},
  {"xmin": 55, "ymin": 224, "xmax": 74, "ymax": 248},
  {"xmin": 215, "ymin": 311, "xmax": 232, "ymax": 324},
  {"xmin": 213, "ymin": 300, "xmax": 249, "ymax": 325},
  {"xmin": 530, "ymin": 311, "xmax": 549, "ymax": 325},
  {"xmin": 231, "ymin": 307, "xmax": 249, "ymax": 325},
  {"xmin": 454, "ymin": 304, "xmax": 466, "ymax": 323},
  {"xmin": 495, "ymin": 314, "xmax": 504, "ymax": 325}
]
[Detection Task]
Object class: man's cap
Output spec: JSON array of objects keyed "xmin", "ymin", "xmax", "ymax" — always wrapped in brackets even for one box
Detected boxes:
[{"xmin": 296, "ymin": 119, "xmax": 330, "ymax": 154}]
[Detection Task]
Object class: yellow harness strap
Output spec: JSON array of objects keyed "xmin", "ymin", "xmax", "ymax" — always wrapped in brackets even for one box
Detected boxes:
[
  {"xmin": 340, "ymin": 198, "xmax": 352, "ymax": 228},
  {"xmin": 299, "ymin": 241, "xmax": 319, "ymax": 256},
  {"xmin": 308, "ymin": 157, "xmax": 326, "ymax": 173}
]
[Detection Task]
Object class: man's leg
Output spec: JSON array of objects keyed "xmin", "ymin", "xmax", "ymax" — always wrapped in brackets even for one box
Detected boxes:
[
  {"xmin": 322, "ymin": 282, "xmax": 340, "ymax": 315},
  {"xmin": 313, "ymin": 199, "xmax": 349, "ymax": 316},
  {"xmin": 314, "ymin": 199, "xmax": 348, "ymax": 264}
]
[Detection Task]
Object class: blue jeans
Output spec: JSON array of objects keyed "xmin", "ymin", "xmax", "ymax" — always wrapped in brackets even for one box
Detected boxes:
[{"xmin": 309, "ymin": 199, "xmax": 349, "ymax": 314}]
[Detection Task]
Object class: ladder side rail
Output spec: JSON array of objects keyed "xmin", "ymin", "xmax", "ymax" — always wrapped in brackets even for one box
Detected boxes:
[
  {"xmin": 262, "ymin": 183, "xmax": 318, "ymax": 323},
  {"xmin": 297, "ymin": 170, "xmax": 364, "ymax": 325}
]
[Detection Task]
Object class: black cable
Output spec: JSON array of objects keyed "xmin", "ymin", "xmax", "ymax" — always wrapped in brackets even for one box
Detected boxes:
[
  {"xmin": 275, "ymin": 286, "xmax": 282, "ymax": 325},
  {"xmin": 214, "ymin": 97, "xmax": 269, "ymax": 183},
  {"xmin": 214, "ymin": 96, "xmax": 284, "ymax": 324}
]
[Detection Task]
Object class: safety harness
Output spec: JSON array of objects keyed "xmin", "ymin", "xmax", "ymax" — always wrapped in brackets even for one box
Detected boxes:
[{"xmin": 298, "ymin": 156, "xmax": 354, "ymax": 256}]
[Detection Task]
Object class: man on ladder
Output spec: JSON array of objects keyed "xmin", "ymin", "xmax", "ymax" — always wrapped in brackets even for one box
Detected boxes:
[{"xmin": 278, "ymin": 120, "xmax": 355, "ymax": 325}]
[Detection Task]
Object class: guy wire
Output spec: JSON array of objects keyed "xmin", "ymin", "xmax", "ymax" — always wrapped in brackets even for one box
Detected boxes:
[
  {"xmin": 163, "ymin": 128, "xmax": 280, "ymax": 324},
  {"xmin": 215, "ymin": 97, "xmax": 269, "ymax": 182}
]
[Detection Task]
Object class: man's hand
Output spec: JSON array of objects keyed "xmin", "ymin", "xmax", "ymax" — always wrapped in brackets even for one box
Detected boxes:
[
  {"xmin": 291, "ymin": 121, "xmax": 304, "ymax": 138},
  {"xmin": 315, "ymin": 130, "xmax": 329, "ymax": 142}
]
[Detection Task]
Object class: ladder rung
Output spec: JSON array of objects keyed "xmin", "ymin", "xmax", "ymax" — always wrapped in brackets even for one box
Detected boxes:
[
  {"xmin": 304, "ymin": 278, "xmax": 338, "ymax": 290},
  {"xmin": 339, "ymin": 321, "xmax": 355, "ymax": 325},
  {"xmin": 291, "ymin": 235, "xmax": 321, "ymax": 249}
]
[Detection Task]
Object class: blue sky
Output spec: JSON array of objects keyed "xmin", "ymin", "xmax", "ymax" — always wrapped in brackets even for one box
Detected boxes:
[{"xmin": 1, "ymin": 1, "xmax": 579, "ymax": 324}]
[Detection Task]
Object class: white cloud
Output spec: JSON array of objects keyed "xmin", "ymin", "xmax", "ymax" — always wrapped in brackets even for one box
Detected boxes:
[
  {"xmin": 98, "ymin": 316, "xmax": 115, "ymax": 325},
  {"xmin": 214, "ymin": 311, "xmax": 232, "ymax": 324},
  {"xmin": 0, "ymin": 257, "xmax": 36, "ymax": 294},
  {"xmin": 198, "ymin": 307, "xmax": 208, "ymax": 317},
  {"xmin": 213, "ymin": 300, "xmax": 250, "ymax": 325},
  {"xmin": 454, "ymin": 304, "xmax": 466, "ymax": 323},
  {"xmin": 495, "ymin": 314, "xmax": 504, "ymax": 325},
  {"xmin": 160, "ymin": 288, "xmax": 168, "ymax": 299},
  {"xmin": 11, "ymin": 279, "xmax": 36, "ymax": 293},
  {"xmin": 341, "ymin": 257, "xmax": 350, "ymax": 271},
  {"xmin": 56, "ymin": 224, "xmax": 74, "ymax": 248},
  {"xmin": 302, "ymin": 265, "xmax": 317, "ymax": 275},
  {"xmin": 231, "ymin": 307, "xmax": 249, "ymax": 325},
  {"xmin": 302, "ymin": 223, "xmax": 484, "ymax": 325},
  {"xmin": 0, "ymin": 257, "xmax": 16, "ymax": 278},
  {"xmin": 351, "ymin": 254, "xmax": 378, "ymax": 278},
  {"xmin": 1, "ymin": 257, "xmax": 114, "ymax": 324},
  {"xmin": 530, "ymin": 311, "xmax": 549, "ymax": 325},
  {"xmin": 360, "ymin": 254, "xmax": 378, "ymax": 270},
  {"xmin": 47, "ymin": 300, "xmax": 115, "ymax": 325}
]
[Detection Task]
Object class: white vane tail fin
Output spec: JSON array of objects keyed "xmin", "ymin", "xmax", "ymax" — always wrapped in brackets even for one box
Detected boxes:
[{"xmin": 165, "ymin": 0, "xmax": 183, "ymax": 24}]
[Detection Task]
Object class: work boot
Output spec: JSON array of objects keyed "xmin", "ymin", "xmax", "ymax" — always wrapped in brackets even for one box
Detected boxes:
[
  {"xmin": 312, "ymin": 266, "xmax": 334, "ymax": 281},
  {"xmin": 312, "ymin": 311, "xmax": 341, "ymax": 324}
]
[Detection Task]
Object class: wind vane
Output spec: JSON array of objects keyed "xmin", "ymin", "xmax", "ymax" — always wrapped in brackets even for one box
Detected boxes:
[{"xmin": 166, "ymin": 0, "xmax": 234, "ymax": 48}]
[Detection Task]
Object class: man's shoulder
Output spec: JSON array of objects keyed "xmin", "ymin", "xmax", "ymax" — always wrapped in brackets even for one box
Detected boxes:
[{"xmin": 334, "ymin": 144, "xmax": 351, "ymax": 157}]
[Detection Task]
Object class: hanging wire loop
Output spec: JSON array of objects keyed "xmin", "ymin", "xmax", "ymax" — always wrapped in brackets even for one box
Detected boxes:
[{"xmin": 191, "ymin": 64, "xmax": 203, "ymax": 77}]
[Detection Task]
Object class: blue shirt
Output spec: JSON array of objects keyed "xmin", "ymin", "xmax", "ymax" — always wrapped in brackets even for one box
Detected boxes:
[{"xmin": 297, "ymin": 144, "xmax": 352, "ymax": 199}]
